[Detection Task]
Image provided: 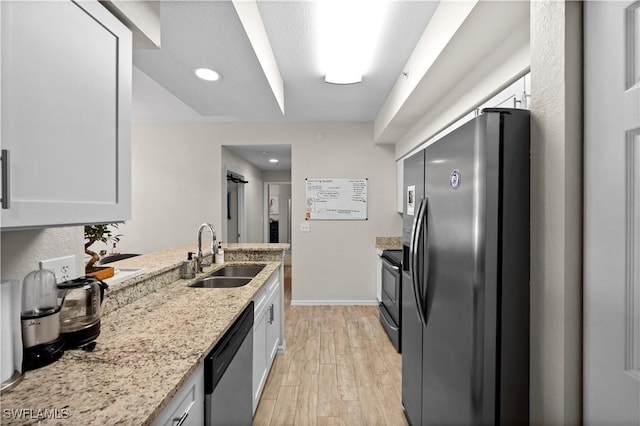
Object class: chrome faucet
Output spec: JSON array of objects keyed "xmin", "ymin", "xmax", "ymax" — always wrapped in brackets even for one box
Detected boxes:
[{"xmin": 197, "ymin": 222, "xmax": 218, "ymax": 272}]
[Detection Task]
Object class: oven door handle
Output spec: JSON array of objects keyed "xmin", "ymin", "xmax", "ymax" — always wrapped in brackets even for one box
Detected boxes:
[{"xmin": 382, "ymin": 260, "xmax": 400, "ymax": 272}]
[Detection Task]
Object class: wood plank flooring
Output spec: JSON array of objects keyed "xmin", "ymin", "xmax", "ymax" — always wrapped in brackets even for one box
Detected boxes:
[{"xmin": 254, "ymin": 266, "xmax": 408, "ymax": 426}]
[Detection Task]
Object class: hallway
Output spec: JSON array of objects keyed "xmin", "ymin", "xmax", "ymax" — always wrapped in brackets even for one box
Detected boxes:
[{"xmin": 253, "ymin": 266, "xmax": 408, "ymax": 425}]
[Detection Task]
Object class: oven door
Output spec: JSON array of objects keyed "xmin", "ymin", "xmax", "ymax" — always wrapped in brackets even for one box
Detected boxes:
[{"xmin": 380, "ymin": 257, "xmax": 400, "ymax": 326}]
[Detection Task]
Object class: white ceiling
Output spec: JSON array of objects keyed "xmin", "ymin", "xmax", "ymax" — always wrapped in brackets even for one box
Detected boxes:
[
  {"xmin": 224, "ymin": 144, "xmax": 292, "ymax": 171},
  {"xmin": 131, "ymin": 0, "xmax": 439, "ymax": 170}
]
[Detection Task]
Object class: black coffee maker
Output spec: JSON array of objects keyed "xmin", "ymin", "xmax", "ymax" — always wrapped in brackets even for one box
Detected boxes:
[{"xmin": 57, "ymin": 277, "xmax": 108, "ymax": 348}]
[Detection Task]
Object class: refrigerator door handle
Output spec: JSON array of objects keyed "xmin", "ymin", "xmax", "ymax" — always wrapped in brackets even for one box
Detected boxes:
[
  {"xmin": 410, "ymin": 197, "xmax": 429, "ymax": 327},
  {"xmin": 421, "ymin": 198, "xmax": 430, "ymax": 326}
]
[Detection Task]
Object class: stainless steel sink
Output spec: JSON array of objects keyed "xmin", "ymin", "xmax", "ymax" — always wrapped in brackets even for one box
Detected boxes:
[
  {"xmin": 189, "ymin": 277, "xmax": 253, "ymax": 288},
  {"xmin": 209, "ymin": 264, "xmax": 265, "ymax": 278}
]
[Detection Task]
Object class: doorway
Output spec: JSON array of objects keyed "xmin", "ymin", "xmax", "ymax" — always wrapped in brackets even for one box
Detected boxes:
[{"xmin": 264, "ymin": 182, "xmax": 291, "ymax": 244}]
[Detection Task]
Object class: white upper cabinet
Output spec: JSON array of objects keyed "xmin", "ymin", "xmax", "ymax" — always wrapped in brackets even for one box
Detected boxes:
[{"xmin": 1, "ymin": 0, "xmax": 132, "ymax": 230}]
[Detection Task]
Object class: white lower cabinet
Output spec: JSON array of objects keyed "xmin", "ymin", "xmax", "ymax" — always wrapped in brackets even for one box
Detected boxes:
[
  {"xmin": 252, "ymin": 269, "xmax": 281, "ymax": 414},
  {"xmin": 266, "ymin": 283, "xmax": 281, "ymax": 364},
  {"xmin": 252, "ymin": 296, "xmax": 268, "ymax": 413},
  {"xmin": 152, "ymin": 363, "xmax": 204, "ymax": 426}
]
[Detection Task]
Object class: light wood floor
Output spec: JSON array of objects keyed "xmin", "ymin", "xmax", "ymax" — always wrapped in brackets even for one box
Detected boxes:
[{"xmin": 253, "ymin": 266, "xmax": 408, "ymax": 426}]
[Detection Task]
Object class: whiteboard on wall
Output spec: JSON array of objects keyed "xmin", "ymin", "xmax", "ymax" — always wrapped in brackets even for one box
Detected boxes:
[{"xmin": 305, "ymin": 178, "xmax": 367, "ymax": 220}]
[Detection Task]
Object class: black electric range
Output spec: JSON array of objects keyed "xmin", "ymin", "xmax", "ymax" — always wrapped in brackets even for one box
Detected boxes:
[{"xmin": 379, "ymin": 249, "xmax": 402, "ymax": 352}]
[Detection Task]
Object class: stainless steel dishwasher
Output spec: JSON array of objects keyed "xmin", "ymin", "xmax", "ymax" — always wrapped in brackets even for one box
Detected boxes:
[{"xmin": 205, "ymin": 302, "xmax": 253, "ymax": 426}]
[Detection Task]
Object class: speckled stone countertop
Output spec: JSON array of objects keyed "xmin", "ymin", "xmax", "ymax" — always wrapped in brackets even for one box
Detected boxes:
[
  {"xmin": 102, "ymin": 242, "xmax": 290, "ymax": 276},
  {"xmin": 98, "ymin": 242, "xmax": 289, "ymax": 316},
  {"xmin": 376, "ymin": 236, "xmax": 402, "ymax": 251},
  {"xmin": 0, "ymin": 243, "xmax": 287, "ymax": 425}
]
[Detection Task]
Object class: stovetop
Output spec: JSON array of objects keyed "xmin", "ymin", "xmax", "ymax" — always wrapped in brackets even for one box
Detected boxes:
[{"xmin": 381, "ymin": 249, "xmax": 402, "ymax": 267}]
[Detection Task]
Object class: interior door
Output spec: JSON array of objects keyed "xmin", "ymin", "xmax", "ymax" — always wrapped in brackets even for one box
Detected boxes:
[
  {"xmin": 584, "ymin": 1, "xmax": 640, "ymax": 424},
  {"xmin": 227, "ymin": 180, "xmax": 239, "ymax": 243}
]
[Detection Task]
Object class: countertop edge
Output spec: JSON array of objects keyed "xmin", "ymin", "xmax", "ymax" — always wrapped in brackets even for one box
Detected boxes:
[{"xmin": 0, "ymin": 244, "xmax": 287, "ymax": 425}]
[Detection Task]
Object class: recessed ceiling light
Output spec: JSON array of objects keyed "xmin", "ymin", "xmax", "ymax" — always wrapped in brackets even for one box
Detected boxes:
[
  {"xmin": 194, "ymin": 67, "xmax": 221, "ymax": 82},
  {"xmin": 269, "ymin": 158, "xmax": 279, "ymax": 163}
]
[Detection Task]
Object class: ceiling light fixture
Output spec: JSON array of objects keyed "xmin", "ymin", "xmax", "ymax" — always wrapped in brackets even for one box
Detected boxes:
[
  {"xmin": 317, "ymin": 0, "xmax": 389, "ymax": 85},
  {"xmin": 194, "ymin": 67, "xmax": 221, "ymax": 82},
  {"xmin": 269, "ymin": 158, "xmax": 279, "ymax": 163}
]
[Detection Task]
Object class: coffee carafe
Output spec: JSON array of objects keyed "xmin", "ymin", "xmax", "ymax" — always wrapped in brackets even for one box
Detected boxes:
[
  {"xmin": 21, "ymin": 269, "xmax": 64, "ymax": 370},
  {"xmin": 57, "ymin": 277, "xmax": 108, "ymax": 348}
]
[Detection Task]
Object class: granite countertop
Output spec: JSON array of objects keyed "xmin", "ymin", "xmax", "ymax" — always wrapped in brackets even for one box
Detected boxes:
[
  {"xmin": 376, "ymin": 236, "xmax": 402, "ymax": 251},
  {"xmin": 0, "ymin": 247, "xmax": 284, "ymax": 425},
  {"xmin": 223, "ymin": 243, "xmax": 290, "ymax": 252},
  {"xmin": 104, "ymin": 242, "xmax": 290, "ymax": 277}
]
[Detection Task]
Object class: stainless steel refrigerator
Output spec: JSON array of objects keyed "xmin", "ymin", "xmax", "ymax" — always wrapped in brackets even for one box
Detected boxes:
[{"xmin": 401, "ymin": 108, "xmax": 530, "ymax": 425}]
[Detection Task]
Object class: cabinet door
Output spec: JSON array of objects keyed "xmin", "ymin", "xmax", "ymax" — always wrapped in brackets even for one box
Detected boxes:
[
  {"xmin": 252, "ymin": 307, "xmax": 267, "ymax": 414},
  {"xmin": 266, "ymin": 284, "xmax": 280, "ymax": 363},
  {"xmin": 151, "ymin": 363, "xmax": 204, "ymax": 426},
  {"xmin": 0, "ymin": 0, "xmax": 132, "ymax": 229}
]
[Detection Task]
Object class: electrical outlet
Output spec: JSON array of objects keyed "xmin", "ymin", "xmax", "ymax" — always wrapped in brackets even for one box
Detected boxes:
[
  {"xmin": 40, "ymin": 255, "xmax": 76, "ymax": 284},
  {"xmin": 300, "ymin": 222, "xmax": 310, "ymax": 232}
]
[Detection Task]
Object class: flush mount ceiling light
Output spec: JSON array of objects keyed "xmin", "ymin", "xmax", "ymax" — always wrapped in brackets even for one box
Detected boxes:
[
  {"xmin": 317, "ymin": 0, "xmax": 389, "ymax": 85},
  {"xmin": 269, "ymin": 158, "xmax": 279, "ymax": 164},
  {"xmin": 194, "ymin": 67, "xmax": 221, "ymax": 82}
]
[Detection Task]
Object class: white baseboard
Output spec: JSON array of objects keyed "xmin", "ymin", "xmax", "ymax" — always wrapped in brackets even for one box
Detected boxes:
[{"xmin": 290, "ymin": 299, "xmax": 379, "ymax": 306}]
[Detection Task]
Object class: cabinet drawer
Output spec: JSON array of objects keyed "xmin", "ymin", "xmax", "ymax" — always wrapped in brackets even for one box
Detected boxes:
[
  {"xmin": 266, "ymin": 271, "xmax": 279, "ymax": 294},
  {"xmin": 252, "ymin": 286, "xmax": 267, "ymax": 316}
]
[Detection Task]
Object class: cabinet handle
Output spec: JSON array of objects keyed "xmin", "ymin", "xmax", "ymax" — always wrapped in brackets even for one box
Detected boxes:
[
  {"xmin": 173, "ymin": 410, "xmax": 189, "ymax": 426},
  {"xmin": 268, "ymin": 304, "xmax": 274, "ymax": 324},
  {"xmin": 1, "ymin": 149, "xmax": 9, "ymax": 209},
  {"xmin": 172, "ymin": 400, "xmax": 194, "ymax": 426}
]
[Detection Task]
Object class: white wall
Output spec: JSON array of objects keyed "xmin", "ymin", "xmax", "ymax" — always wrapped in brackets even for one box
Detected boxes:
[
  {"xmin": 263, "ymin": 170, "xmax": 291, "ymax": 182},
  {"xmin": 119, "ymin": 124, "xmax": 221, "ymax": 254},
  {"xmin": 290, "ymin": 123, "xmax": 400, "ymax": 303},
  {"xmin": 221, "ymin": 146, "xmax": 264, "ymax": 243},
  {"xmin": 529, "ymin": 2, "xmax": 582, "ymax": 423},
  {"xmin": 1, "ymin": 227, "xmax": 84, "ymax": 284},
  {"xmin": 394, "ymin": 23, "xmax": 530, "ymax": 158},
  {"xmin": 276, "ymin": 184, "xmax": 290, "ymax": 243},
  {"xmin": 124, "ymin": 122, "xmax": 401, "ymax": 302}
]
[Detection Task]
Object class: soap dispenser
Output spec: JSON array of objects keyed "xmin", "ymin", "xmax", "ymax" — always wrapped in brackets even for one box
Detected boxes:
[
  {"xmin": 182, "ymin": 252, "xmax": 196, "ymax": 279},
  {"xmin": 215, "ymin": 243, "xmax": 224, "ymax": 264}
]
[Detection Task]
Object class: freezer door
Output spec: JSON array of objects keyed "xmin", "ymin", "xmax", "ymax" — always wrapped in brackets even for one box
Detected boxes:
[{"xmin": 421, "ymin": 113, "xmax": 500, "ymax": 425}]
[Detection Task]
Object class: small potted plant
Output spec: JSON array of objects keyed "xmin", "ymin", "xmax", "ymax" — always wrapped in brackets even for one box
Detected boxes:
[{"xmin": 84, "ymin": 223, "xmax": 122, "ymax": 278}]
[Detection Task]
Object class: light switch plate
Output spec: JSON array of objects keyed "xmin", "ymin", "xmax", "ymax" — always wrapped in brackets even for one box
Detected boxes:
[
  {"xmin": 300, "ymin": 222, "xmax": 310, "ymax": 232},
  {"xmin": 40, "ymin": 255, "xmax": 76, "ymax": 284}
]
